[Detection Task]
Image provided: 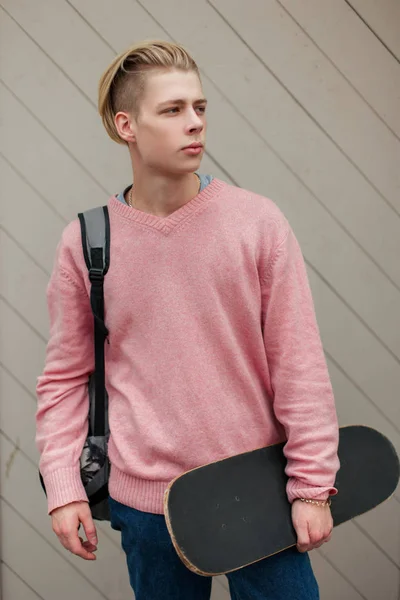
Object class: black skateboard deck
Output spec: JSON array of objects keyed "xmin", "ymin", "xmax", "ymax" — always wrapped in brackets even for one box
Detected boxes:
[{"xmin": 164, "ymin": 426, "xmax": 399, "ymax": 576}]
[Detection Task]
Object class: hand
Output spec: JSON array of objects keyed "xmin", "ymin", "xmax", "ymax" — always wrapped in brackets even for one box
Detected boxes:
[
  {"xmin": 51, "ymin": 501, "xmax": 98, "ymax": 560},
  {"xmin": 291, "ymin": 499, "xmax": 333, "ymax": 553}
]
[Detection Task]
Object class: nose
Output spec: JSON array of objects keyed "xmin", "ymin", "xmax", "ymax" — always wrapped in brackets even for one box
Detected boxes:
[{"xmin": 186, "ymin": 108, "xmax": 204, "ymax": 134}]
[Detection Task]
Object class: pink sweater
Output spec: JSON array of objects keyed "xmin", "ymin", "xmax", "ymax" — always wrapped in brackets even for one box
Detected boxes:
[{"xmin": 36, "ymin": 178, "xmax": 339, "ymax": 515}]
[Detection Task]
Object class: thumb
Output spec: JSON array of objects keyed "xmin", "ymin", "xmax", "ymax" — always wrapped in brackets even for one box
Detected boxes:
[{"xmin": 80, "ymin": 505, "xmax": 98, "ymax": 546}]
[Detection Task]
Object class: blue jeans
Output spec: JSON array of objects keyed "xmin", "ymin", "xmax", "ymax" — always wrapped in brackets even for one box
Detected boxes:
[{"xmin": 109, "ymin": 496, "xmax": 319, "ymax": 599}]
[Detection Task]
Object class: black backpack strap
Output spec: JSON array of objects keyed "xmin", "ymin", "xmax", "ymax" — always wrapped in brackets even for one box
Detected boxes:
[{"xmin": 78, "ymin": 206, "xmax": 110, "ymax": 437}]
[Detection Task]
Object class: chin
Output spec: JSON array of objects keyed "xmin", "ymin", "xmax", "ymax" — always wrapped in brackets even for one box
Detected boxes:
[{"xmin": 176, "ymin": 161, "xmax": 203, "ymax": 175}]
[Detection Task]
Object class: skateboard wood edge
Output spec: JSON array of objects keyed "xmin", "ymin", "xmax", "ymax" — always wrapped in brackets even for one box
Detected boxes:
[{"xmin": 164, "ymin": 484, "xmax": 212, "ymax": 576}]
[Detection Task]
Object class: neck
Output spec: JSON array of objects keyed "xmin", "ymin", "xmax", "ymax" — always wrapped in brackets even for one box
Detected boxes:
[{"xmin": 127, "ymin": 170, "xmax": 200, "ymax": 218}]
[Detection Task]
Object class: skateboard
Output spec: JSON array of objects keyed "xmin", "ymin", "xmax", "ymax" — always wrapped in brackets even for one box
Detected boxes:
[{"xmin": 164, "ymin": 426, "xmax": 400, "ymax": 576}]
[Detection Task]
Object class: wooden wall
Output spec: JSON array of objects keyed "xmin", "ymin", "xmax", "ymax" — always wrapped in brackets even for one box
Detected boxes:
[{"xmin": 1, "ymin": 1, "xmax": 399, "ymax": 598}]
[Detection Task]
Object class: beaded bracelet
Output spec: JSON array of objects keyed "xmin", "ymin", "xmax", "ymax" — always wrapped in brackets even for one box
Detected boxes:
[{"xmin": 299, "ymin": 497, "xmax": 332, "ymax": 507}]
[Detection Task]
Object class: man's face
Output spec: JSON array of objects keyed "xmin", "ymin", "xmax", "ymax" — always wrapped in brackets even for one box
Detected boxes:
[{"xmin": 131, "ymin": 69, "xmax": 207, "ymax": 174}]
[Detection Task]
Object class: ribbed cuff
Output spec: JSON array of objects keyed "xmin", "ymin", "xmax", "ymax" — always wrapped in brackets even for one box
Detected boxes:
[
  {"xmin": 109, "ymin": 466, "xmax": 169, "ymax": 514},
  {"xmin": 287, "ymin": 478, "xmax": 338, "ymax": 504},
  {"xmin": 43, "ymin": 468, "xmax": 88, "ymax": 514}
]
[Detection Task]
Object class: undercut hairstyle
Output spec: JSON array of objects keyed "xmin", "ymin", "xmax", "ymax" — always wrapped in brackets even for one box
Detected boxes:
[{"xmin": 98, "ymin": 40, "xmax": 201, "ymax": 144}]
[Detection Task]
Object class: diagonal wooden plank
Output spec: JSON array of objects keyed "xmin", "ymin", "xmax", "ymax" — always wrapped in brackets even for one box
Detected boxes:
[
  {"xmin": 346, "ymin": 0, "xmax": 400, "ymax": 62},
  {"xmin": 0, "ymin": 82, "xmax": 108, "ymax": 223},
  {"xmin": 0, "ymin": 230, "xmax": 50, "ymax": 339},
  {"xmin": 0, "ymin": 7, "xmax": 128, "ymax": 194},
  {"xmin": 208, "ymin": 0, "xmax": 400, "ymax": 211},
  {"xmin": 278, "ymin": 0, "xmax": 400, "ymax": 139},
  {"xmin": 308, "ymin": 267, "xmax": 400, "ymax": 428},
  {"xmin": 0, "ymin": 155, "xmax": 65, "ymax": 274},
  {"xmin": 0, "ymin": 498, "xmax": 109, "ymax": 600},
  {"xmin": 319, "ymin": 520, "xmax": 399, "ymax": 600},
  {"xmin": 311, "ymin": 551, "xmax": 365, "ymax": 600},
  {"xmin": 2, "ymin": 563, "xmax": 45, "ymax": 600}
]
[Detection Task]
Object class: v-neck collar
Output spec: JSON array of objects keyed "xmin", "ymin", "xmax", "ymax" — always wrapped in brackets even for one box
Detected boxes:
[{"xmin": 108, "ymin": 178, "xmax": 225, "ymax": 235}]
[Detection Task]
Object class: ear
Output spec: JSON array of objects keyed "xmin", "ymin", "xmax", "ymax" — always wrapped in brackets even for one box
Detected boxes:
[{"xmin": 114, "ymin": 111, "xmax": 136, "ymax": 144}]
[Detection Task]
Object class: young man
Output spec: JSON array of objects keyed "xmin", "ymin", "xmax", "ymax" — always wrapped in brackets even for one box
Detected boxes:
[{"xmin": 36, "ymin": 40, "xmax": 340, "ymax": 599}]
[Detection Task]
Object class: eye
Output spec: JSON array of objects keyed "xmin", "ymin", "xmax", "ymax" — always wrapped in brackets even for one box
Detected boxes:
[
  {"xmin": 165, "ymin": 107, "xmax": 180, "ymax": 114},
  {"xmin": 196, "ymin": 106, "xmax": 206, "ymax": 114}
]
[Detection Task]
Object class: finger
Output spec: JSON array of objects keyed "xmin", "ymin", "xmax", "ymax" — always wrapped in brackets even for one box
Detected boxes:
[
  {"xmin": 309, "ymin": 531, "xmax": 324, "ymax": 547},
  {"xmin": 310, "ymin": 529, "xmax": 332, "ymax": 550},
  {"xmin": 81, "ymin": 510, "xmax": 98, "ymax": 547},
  {"xmin": 296, "ymin": 526, "xmax": 310, "ymax": 553},
  {"xmin": 82, "ymin": 541, "xmax": 98, "ymax": 552},
  {"xmin": 60, "ymin": 530, "xmax": 96, "ymax": 560},
  {"xmin": 79, "ymin": 536, "xmax": 97, "ymax": 552},
  {"xmin": 68, "ymin": 537, "xmax": 97, "ymax": 560},
  {"xmin": 310, "ymin": 541, "xmax": 325, "ymax": 550}
]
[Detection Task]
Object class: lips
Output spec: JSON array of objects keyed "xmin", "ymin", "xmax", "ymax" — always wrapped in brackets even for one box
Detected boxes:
[{"xmin": 183, "ymin": 143, "xmax": 203, "ymax": 149}]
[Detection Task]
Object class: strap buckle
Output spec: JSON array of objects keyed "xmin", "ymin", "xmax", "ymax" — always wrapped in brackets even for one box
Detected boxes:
[{"xmin": 89, "ymin": 268, "xmax": 104, "ymax": 283}]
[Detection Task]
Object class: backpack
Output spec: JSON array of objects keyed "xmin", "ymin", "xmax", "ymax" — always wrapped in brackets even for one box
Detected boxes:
[{"xmin": 39, "ymin": 206, "xmax": 111, "ymax": 521}]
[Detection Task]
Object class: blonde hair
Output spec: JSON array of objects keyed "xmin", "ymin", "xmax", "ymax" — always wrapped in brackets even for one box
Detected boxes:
[{"xmin": 98, "ymin": 40, "xmax": 200, "ymax": 144}]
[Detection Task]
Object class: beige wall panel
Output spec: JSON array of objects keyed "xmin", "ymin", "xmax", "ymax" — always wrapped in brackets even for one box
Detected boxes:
[
  {"xmin": 211, "ymin": 578, "xmax": 231, "ymax": 599},
  {"xmin": 0, "ymin": 231, "xmax": 49, "ymax": 338},
  {"xmin": 2, "ymin": 564, "xmax": 43, "ymax": 600},
  {"xmin": 0, "ymin": 83, "xmax": 108, "ymax": 222},
  {"xmin": 355, "ymin": 497, "xmax": 400, "ymax": 567},
  {"xmin": 320, "ymin": 520, "xmax": 399, "ymax": 600},
  {"xmin": 0, "ymin": 434, "xmax": 134, "ymax": 600},
  {"xmin": 69, "ymin": 0, "xmax": 400, "ymax": 289},
  {"xmin": 310, "ymin": 551, "xmax": 364, "ymax": 600},
  {"xmin": 347, "ymin": 0, "xmax": 400, "ymax": 61},
  {"xmin": 0, "ymin": 300, "xmax": 45, "ymax": 393},
  {"xmin": 0, "ymin": 367, "xmax": 39, "ymax": 465},
  {"xmin": 1, "ymin": 0, "xmax": 115, "ymax": 108},
  {"xmin": 328, "ymin": 357, "xmax": 400, "ymax": 504},
  {"xmin": 279, "ymin": 0, "xmax": 400, "ymax": 138},
  {"xmin": 54, "ymin": 0, "xmax": 165, "ymax": 74},
  {"xmin": 308, "ymin": 267, "xmax": 400, "ymax": 427},
  {"xmin": 0, "ymin": 9, "xmax": 130, "ymax": 194},
  {"xmin": 199, "ymin": 154, "xmax": 232, "ymax": 183},
  {"xmin": 329, "ymin": 358, "xmax": 400, "ymax": 461},
  {"xmin": 209, "ymin": 0, "xmax": 399, "ymax": 210},
  {"xmin": 0, "ymin": 156, "xmax": 65, "ymax": 274},
  {"xmin": 0, "ymin": 499, "xmax": 107, "ymax": 600}
]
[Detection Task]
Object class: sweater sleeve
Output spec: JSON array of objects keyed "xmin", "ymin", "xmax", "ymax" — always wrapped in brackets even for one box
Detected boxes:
[
  {"xmin": 261, "ymin": 223, "xmax": 340, "ymax": 503},
  {"xmin": 36, "ymin": 233, "xmax": 94, "ymax": 514}
]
